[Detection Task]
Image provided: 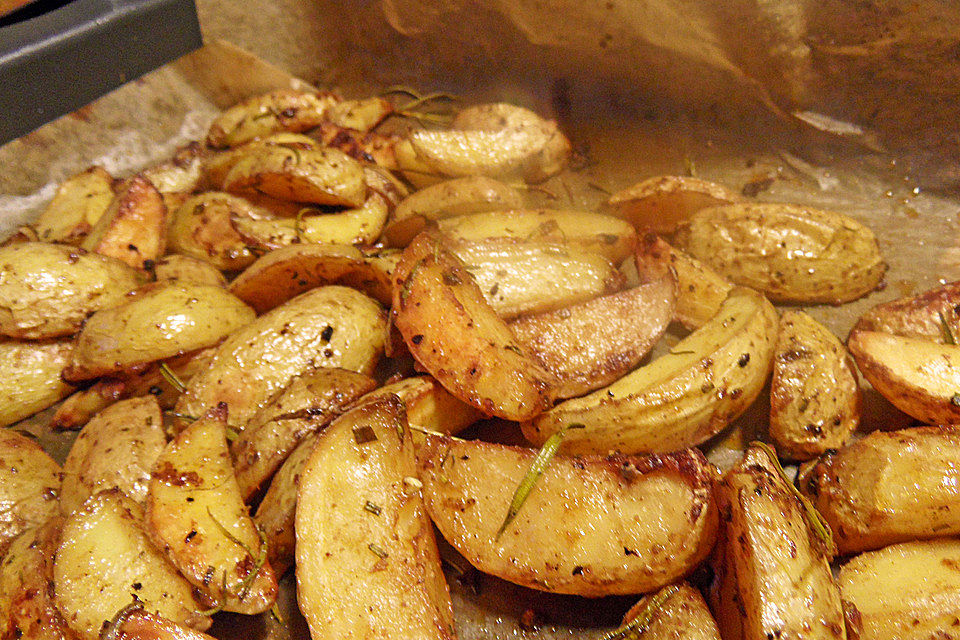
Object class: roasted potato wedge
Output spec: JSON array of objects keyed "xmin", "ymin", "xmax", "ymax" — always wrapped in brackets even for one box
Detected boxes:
[
  {"xmin": 228, "ymin": 243, "xmax": 393, "ymax": 313},
  {"xmin": 524, "ymin": 287, "xmax": 777, "ymax": 455},
  {"xmin": 635, "ymin": 234, "xmax": 732, "ymax": 330},
  {"xmin": 352, "ymin": 376, "xmax": 483, "ymax": 436},
  {"xmin": 55, "ymin": 489, "xmax": 210, "ymax": 638},
  {"xmin": 203, "ymin": 133, "xmax": 319, "ymax": 189},
  {"xmin": 153, "ymin": 255, "xmax": 227, "ymax": 287},
  {"xmin": 34, "ymin": 166, "xmax": 114, "ymax": 244},
  {"xmin": 63, "ymin": 283, "xmax": 255, "ymax": 381},
  {"xmin": 102, "ymin": 605, "xmax": 218, "ymax": 640},
  {"xmin": 0, "ymin": 339, "xmax": 74, "ymax": 427},
  {"xmin": 710, "ymin": 445, "xmax": 844, "ymax": 640},
  {"xmin": 142, "ymin": 143, "xmax": 204, "ymax": 194},
  {"xmin": 81, "ymin": 175, "xmax": 167, "ymax": 269},
  {"xmin": 418, "ymin": 436, "xmax": 717, "ymax": 596},
  {"xmin": 509, "ymin": 275, "xmax": 675, "ymax": 399},
  {"xmin": 59, "ymin": 397, "xmax": 166, "ymax": 516},
  {"xmin": 847, "ymin": 329, "xmax": 960, "ymax": 424},
  {"xmin": 451, "ymin": 238, "xmax": 625, "ymax": 320},
  {"xmin": 770, "ymin": 310, "xmax": 860, "ymax": 460},
  {"xmin": 296, "ymin": 397, "xmax": 457, "ymax": 640},
  {"xmin": 839, "ymin": 538, "xmax": 960, "ymax": 640},
  {"xmin": 0, "ymin": 518, "xmax": 76, "ymax": 640},
  {"xmin": 231, "ymin": 367, "xmax": 377, "ymax": 501},
  {"xmin": 618, "ymin": 583, "xmax": 721, "ymax": 640},
  {"xmin": 176, "ymin": 285, "xmax": 386, "ymax": 429},
  {"xmin": 325, "ymin": 95, "xmax": 393, "ymax": 131},
  {"xmin": 673, "ymin": 203, "xmax": 886, "ymax": 304},
  {"xmin": 851, "ymin": 280, "xmax": 960, "ymax": 342},
  {"xmin": 606, "ymin": 175, "xmax": 739, "ymax": 234},
  {"xmin": 0, "ymin": 242, "xmax": 144, "ymax": 339},
  {"xmin": 222, "ymin": 144, "xmax": 367, "ymax": 208},
  {"xmin": 168, "ymin": 192, "xmax": 274, "ymax": 271},
  {"xmin": 437, "ymin": 209, "xmax": 637, "ymax": 265},
  {"xmin": 802, "ymin": 426, "xmax": 960, "ymax": 554},
  {"xmin": 206, "ymin": 89, "xmax": 338, "ymax": 148},
  {"xmin": 0, "ymin": 429, "xmax": 61, "ymax": 556},
  {"xmin": 145, "ymin": 405, "xmax": 277, "ymax": 614},
  {"xmin": 384, "ymin": 176, "xmax": 524, "ymax": 246},
  {"xmin": 392, "ymin": 232, "xmax": 557, "ymax": 421}
]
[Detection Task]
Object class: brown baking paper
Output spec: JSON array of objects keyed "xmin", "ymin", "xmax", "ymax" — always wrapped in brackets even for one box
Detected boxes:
[{"xmin": 3, "ymin": 2, "xmax": 960, "ymax": 637}]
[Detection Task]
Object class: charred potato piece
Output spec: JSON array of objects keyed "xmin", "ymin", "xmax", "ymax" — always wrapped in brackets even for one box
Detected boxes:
[
  {"xmin": 524, "ymin": 287, "xmax": 777, "ymax": 455},
  {"xmin": 509, "ymin": 275, "xmax": 675, "ymax": 399},
  {"xmin": 851, "ymin": 280, "xmax": 960, "ymax": 342},
  {"xmin": 606, "ymin": 174, "xmax": 739, "ymax": 234},
  {"xmin": 618, "ymin": 583, "xmax": 721, "ymax": 640},
  {"xmin": 710, "ymin": 445, "xmax": 844, "ymax": 640},
  {"xmin": 296, "ymin": 397, "xmax": 457, "ymax": 640},
  {"xmin": 34, "ymin": 166, "xmax": 114, "ymax": 244},
  {"xmin": 153, "ymin": 255, "xmax": 227, "ymax": 287},
  {"xmin": 81, "ymin": 175, "xmax": 167, "ymax": 270},
  {"xmin": 0, "ymin": 429, "xmax": 61, "ymax": 556},
  {"xmin": 418, "ymin": 436, "xmax": 717, "ymax": 596},
  {"xmin": 770, "ymin": 310, "xmax": 860, "ymax": 460},
  {"xmin": 145, "ymin": 405, "xmax": 277, "ymax": 614},
  {"xmin": 392, "ymin": 231, "xmax": 557, "ymax": 421},
  {"xmin": 673, "ymin": 203, "xmax": 885, "ymax": 304},
  {"xmin": 0, "ymin": 339, "xmax": 74, "ymax": 427},
  {"xmin": 802, "ymin": 426, "xmax": 960, "ymax": 554},
  {"xmin": 0, "ymin": 242, "xmax": 143, "ymax": 339},
  {"xmin": 63, "ymin": 283, "xmax": 255, "ymax": 381},
  {"xmin": 206, "ymin": 89, "xmax": 338, "ymax": 148},
  {"xmin": 168, "ymin": 192, "xmax": 273, "ymax": 271}
]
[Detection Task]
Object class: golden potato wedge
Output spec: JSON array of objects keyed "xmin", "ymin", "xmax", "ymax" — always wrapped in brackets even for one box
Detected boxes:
[
  {"xmin": 81, "ymin": 175, "xmax": 167, "ymax": 269},
  {"xmin": 635, "ymin": 234, "xmax": 732, "ymax": 330},
  {"xmin": 851, "ymin": 280, "xmax": 960, "ymax": 342},
  {"xmin": 451, "ymin": 238, "xmax": 625, "ymax": 320},
  {"xmin": 618, "ymin": 583, "xmax": 721, "ymax": 640},
  {"xmin": 59, "ymin": 397, "xmax": 166, "ymax": 516},
  {"xmin": 509, "ymin": 275, "xmax": 675, "ymax": 399},
  {"xmin": 176, "ymin": 285, "xmax": 385, "ymax": 429},
  {"xmin": 437, "ymin": 209, "xmax": 637, "ymax": 265},
  {"xmin": 228, "ymin": 243, "xmax": 393, "ymax": 313},
  {"xmin": 222, "ymin": 144, "xmax": 367, "ymax": 208},
  {"xmin": 801, "ymin": 426, "xmax": 960, "ymax": 554},
  {"xmin": 0, "ymin": 429, "xmax": 61, "ymax": 556},
  {"xmin": 168, "ymin": 192, "xmax": 274, "ymax": 271},
  {"xmin": 606, "ymin": 175, "xmax": 739, "ymax": 234},
  {"xmin": 142, "ymin": 143, "xmax": 204, "ymax": 194},
  {"xmin": 63, "ymin": 283, "xmax": 255, "ymax": 381},
  {"xmin": 296, "ymin": 397, "xmax": 457, "ymax": 639},
  {"xmin": 325, "ymin": 96, "xmax": 394, "ymax": 131},
  {"xmin": 34, "ymin": 166, "xmax": 114, "ymax": 244},
  {"xmin": 317, "ymin": 124, "xmax": 402, "ymax": 173},
  {"xmin": 770, "ymin": 310, "xmax": 861, "ymax": 460},
  {"xmin": 55, "ymin": 489, "xmax": 210, "ymax": 638},
  {"xmin": 384, "ymin": 176, "xmax": 524, "ymax": 247},
  {"xmin": 392, "ymin": 232, "xmax": 557, "ymax": 421},
  {"xmin": 153, "ymin": 255, "xmax": 227, "ymax": 287},
  {"xmin": 0, "ymin": 518, "xmax": 77, "ymax": 640},
  {"xmin": 231, "ymin": 367, "xmax": 377, "ymax": 501},
  {"xmin": 206, "ymin": 89, "xmax": 338, "ymax": 148},
  {"xmin": 362, "ymin": 164, "xmax": 408, "ymax": 210},
  {"xmin": 710, "ymin": 445, "xmax": 844, "ymax": 640},
  {"xmin": 524, "ymin": 287, "xmax": 777, "ymax": 455},
  {"xmin": 145, "ymin": 405, "xmax": 277, "ymax": 614},
  {"xmin": 0, "ymin": 339, "xmax": 74, "ymax": 427},
  {"xmin": 673, "ymin": 203, "xmax": 886, "ymax": 304},
  {"xmin": 102, "ymin": 605, "xmax": 218, "ymax": 640},
  {"xmin": 839, "ymin": 538, "xmax": 960, "ymax": 640},
  {"xmin": 418, "ymin": 436, "xmax": 717, "ymax": 596},
  {"xmin": 352, "ymin": 376, "xmax": 483, "ymax": 436},
  {"xmin": 203, "ymin": 133, "xmax": 319, "ymax": 189},
  {"xmin": 847, "ymin": 329, "xmax": 960, "ymax": 425},
  {"xmin": 0, "ymin": 242, "xmax": 144, "ymax": 339}
]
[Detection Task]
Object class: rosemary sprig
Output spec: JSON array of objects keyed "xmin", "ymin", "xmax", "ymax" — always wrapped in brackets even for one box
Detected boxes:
[
  {"xmin": 198, "ymin": 507, "xmax": 269, "ymax": 612},
  {"xmin": 159, "ymin": 363, "xmax": 186, "ymax": 393},
  {"xmin": 99, "ymin": 602, "xmax": 144, "ymax": 640},
  {"xmin": 940, "ymin": 311, "xmax": 957, "ymax": 345},
  {"xmin": 294, "ymin": 208, "xmax": 312, "ymax": 243},
  {"xmin": 495, "ymin": 423, "xmax": 585, "ymax": 540},
  {"xmin": 598, "ymin": 584, "xmax": 679, "ymax": 640}
]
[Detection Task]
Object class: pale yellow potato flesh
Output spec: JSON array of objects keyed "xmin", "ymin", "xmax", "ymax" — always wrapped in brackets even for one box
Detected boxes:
[
  {"xmin": 145, "ymin": 406, "xmax": 278, "ymax": 614},
  {"xmin": 770, "ymin": 310, "xmax": 860, "ymax": 460},
  {"xmin": 325, "ymin": 96, "xmax": 394, "ymax": 132},
  {"xmin": 417, "ymin": 435, "xmax": 717, "ymax": 596},
  {"xmin": 296, "ymin": 397, "xmax": 457, "ymax": 640},
  {"xmin": 63, "ymin": 283, "xmax": 255, "ymax": 381},
  {"xmin": 142, "ymin": 142, "xmax": 204, "ymax": 194},
  {"xmin": 59, "ymin": 396, "xmax": 166, "ymax": 516},
  {"xmin": 153, "ymin": 254, "xmax": 227, "ymax": 287},
  {"xmin": 206, "ymin": 89, "xmax": 338, "ymax": 148},
  {"xmin": 606, "ymin": 174, "xmax": 739, "ymax": 234},
  {"xmin": 524, "ymin": 287, "xmax": 777, "ymax": 455},
  {"xmin": 34, "ymin": 166, "xmax": 114, "ymax": 244},
  {"xmin": 55, "ymin": 489, "xmax": 210, "ymax": 639},
  {"xmin": 81, "ymin": 175, "xmax": 168, "ymax": 270},
  {"xmin": 0, "ymin": 429, "xmax": 61, "ymax": 556},
  {"xmin": 848, "ymin": 330, "xmax": 960, "ymax": 425},
  {"xmin": 709, "ymin": 446, "xmax": 845, "ymax": 640},
  {"xmin": 851, "ymin": 280, "xmax": 960, "ymax": 342},
  {"xmin": 175, "ymin": 285, "xmax": 386, "ymax": 429},
  {"xmin": 352, "ymin": 376, "xmax": 483, "ymax": 436},
  {"xmin": 203, "ymin": 133, "xmax": 320, "ymax": 189},
  {"xmin": 802, "ymin": 426, "xmax": 960, "ymax": 554},
  {"xmin": 0, "ymin": 242, "xmax": 143, "ymax": 339},
  {"xmin": 620, "ymin": 583, "xmax": 721, "ymax": 640},
  {"xmin": 0, "ymin": 339, "xmax": 74, "ymax": 427},
  {"xmin": 168, "ymin": 192, "xmax": 273, "ymax": 271}
]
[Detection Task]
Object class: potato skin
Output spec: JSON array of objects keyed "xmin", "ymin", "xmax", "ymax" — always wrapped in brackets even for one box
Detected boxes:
[
  {"xmin": 0, "ymin": 339, "xmax": 74, "ymax": 427},
  {"xmin": 606, "ymin": 174, "xmax": 739, "ymax": 234},
  {"xmin": 851, "ymin": 280, "xmax": 960, "ymax": 342},
  {"xmin": 417, "ymin": 436, "xmax": 718, "ymax": 596},
  {"xmin": 801, "ymin": 426, "xmax": 960, "ymax": 554},
  {"xmin": 0, "ymin": 429, "xmax": 61, "ymax": 557},
  {"xmin": 620, "ymin": 583, "xmax": 721, "ymax": 640},
  {"xmin": 0, "ymin": 242, "xmax": 143, "ymax": 339},
  {"xmin": 34, "ymin": 166, "xmax": 114, "ymax": 244},
  {"xmin": 206, "ymin": 89, "xmax": 337, "ymax": 148},
  {"xmin": 81, "ymin": 175, "xmax": 167, "ymax": 270}
]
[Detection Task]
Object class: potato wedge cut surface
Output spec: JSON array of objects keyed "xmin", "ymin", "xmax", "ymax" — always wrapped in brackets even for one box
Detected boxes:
[
  {"xmin": 34, "ymin": 166, "xmax": 114, "ymax": 244},
  {"xmin": 619, "ymin": 583, "xmax": 720, "ymax": 640},
  {"xmin": 206, "ymin": 89, "xmax": 337, "ymax": 148},
  {"xmin": 296, "ymin": 397, "xmax": 457, "ymax": 640},
  {"xmin": 0, "ymin": 429, "xmax": 61, "ymax": 556},
  {"xmin": 851, "ymin": 280, "xmax": 960, "ymax": 342},
  {"xmin": 606, "ymin": 174, "xmax": 739, "ymax": 234},
  {"xmin": 0, "ymin": 339, "xmax": 74, "ymax": 427},
  {"xmin": 353, "ymin": 376, "xmax": 483, "ymax": 436},
  {"xmin": 417, "ymin": 436, "xmax": 717, "ymax": 596},
  {"xmin": 81, "ymin": 175, "xmax": 167, "ymax": 270}
]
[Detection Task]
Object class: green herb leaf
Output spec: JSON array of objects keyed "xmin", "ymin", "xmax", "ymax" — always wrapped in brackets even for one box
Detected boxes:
[
  {"xmin": 495, "ymin": 423, "xmax": 586, "ymax": 540},
  {"xmin": 364, "ymin": 501, "xmax": 382, "ymax": 516},
  {"xmin": 940, "ymin": 311, "xmax": 957, "ymax": 345},
  {"xmin": 159, "ymin": 363, "xmax": 187, "ymax": 393},
  {"xmin": 599, "ymin": 584, "xmax": 679, "ymax": 640}
]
